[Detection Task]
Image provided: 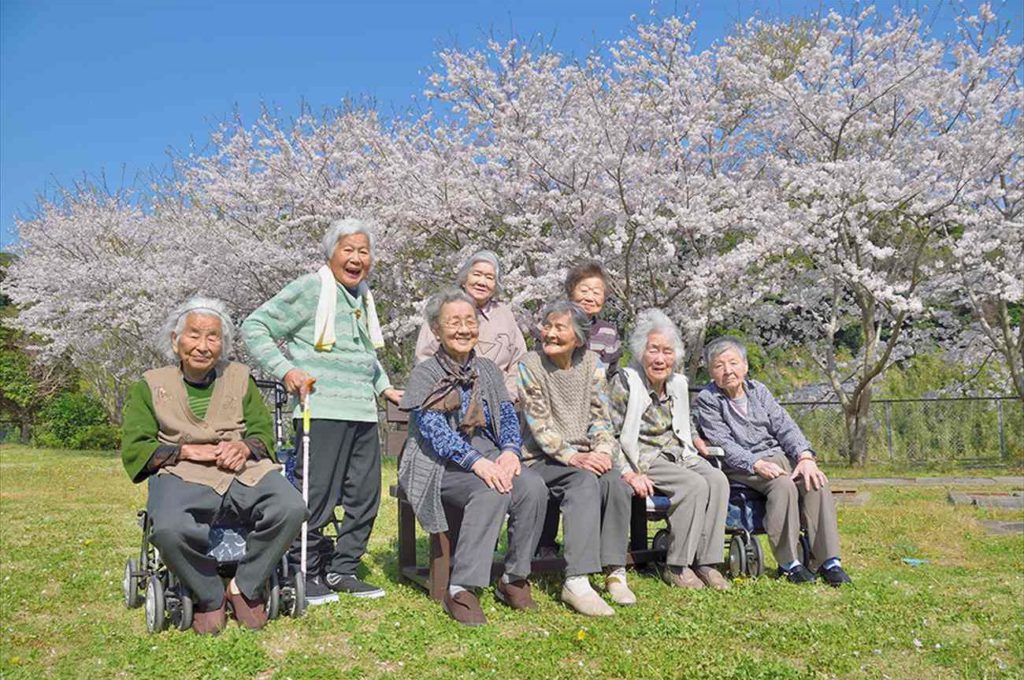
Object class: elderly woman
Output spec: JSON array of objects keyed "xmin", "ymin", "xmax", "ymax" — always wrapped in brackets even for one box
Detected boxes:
[
  {"xmin": 121, "ymin": 297, "xmax": 307, "ymax": 634},
  {"xmin": 415, "ymin": 250, "xmax": 527, "ymax": 399},
  {"xmin": 695, "ymin": 336, "xmax": 851, "ymax": 587},
  {"xmin": 242, "ymin": 218, "xmax": 402, "ymax": 605},
  {"xmin": 518, "ymin": 300, "xmax": 634, "ymax": 616},
  {"xmin": 607, "ymin": 310, "xmax": 730, "ymax": 590},
  {"xmin": 399, "ymin": 289, "xmax": 547, "ymax": 626},
  {"xmin": 565, "ymin": 260, "xmax": 622, "ymax": 377}
]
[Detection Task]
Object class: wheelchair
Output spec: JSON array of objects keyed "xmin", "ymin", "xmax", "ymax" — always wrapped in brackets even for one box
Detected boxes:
[{"xmin": 122, "ymin": 380, "xmax": 307, "ymax": 633}]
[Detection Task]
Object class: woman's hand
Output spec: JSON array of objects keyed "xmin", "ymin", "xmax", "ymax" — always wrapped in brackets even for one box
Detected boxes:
[
  {"xmin": 623, "ymin": 471, "xmax": 655, "ymax": 498},
  {"xmin": 283, "ymin": 369, "xmax": 316, "ymax": 396},
  {"xmin": 472, "ymin": 458, "xmax": 512, "ymax": 493},
  {"xmin": 495, "ymin": 451, "xmax": 521, "ymax": 478},
  {"xmin": 791, "ymin": 455, "xmax": 828, "ymax": 491},
  {"xmin": 214, "ymin": 441, "xmax": 250, "ymax": 471},
  {"xmin": 382, "ymin": 388, "xmax": 404, "ymax": 405},
  {"xmin": 752, "ymin": 458, "xmax": 786, "ymax": 480},
  {"xmin": 568, "ymin": 452, "xmax": 612, "ymax": 475},
  {"xmin": 179, "ymin": 444, "xmax": 219, "ymax": 463}
]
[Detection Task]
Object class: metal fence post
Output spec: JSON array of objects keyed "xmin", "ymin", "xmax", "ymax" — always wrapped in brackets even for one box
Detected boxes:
[
  {"xmin": 884, "ymin": 401, "xmax": 894, "ymax": 462},
  {"xmin": 997, "ymin": 399, "xmax": 1006, "ymax": 462}
]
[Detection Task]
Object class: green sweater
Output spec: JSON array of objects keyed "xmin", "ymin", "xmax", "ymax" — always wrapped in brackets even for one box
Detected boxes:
[
  {"xmin": 121, "ymin": 376, "xmax": 275, "ymax": 483},
  {"xmin": 241, "ymin": 272, "xmax": 391, "ymax": 422}
]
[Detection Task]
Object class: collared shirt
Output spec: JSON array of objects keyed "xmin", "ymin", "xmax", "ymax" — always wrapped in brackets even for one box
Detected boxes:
[
  {"xmin": 608, "ymin": 370, "xmax": 693, "ymax": 470},
  {"xmin": 694, "ymin": 379, "xmax": 812, "ymax": 474}
]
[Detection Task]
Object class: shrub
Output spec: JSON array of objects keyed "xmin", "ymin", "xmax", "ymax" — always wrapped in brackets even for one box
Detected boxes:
[{"xmin": 35, "ymin": 392, "xmax": 115, "ymax": 450}]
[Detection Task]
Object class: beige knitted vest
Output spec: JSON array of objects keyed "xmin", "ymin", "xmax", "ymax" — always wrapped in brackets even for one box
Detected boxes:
[
  {"xmin": 520, "ymin": 349, "xmax": 598, "ymax": 462},
  {"xmin": 144, "ymin": 362, "xmax": 277, "ymax": 494}
]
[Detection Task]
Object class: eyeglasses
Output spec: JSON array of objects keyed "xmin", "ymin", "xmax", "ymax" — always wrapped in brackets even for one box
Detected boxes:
[{"xmin": 443, "ymin": 319, "xmax": 479, "ymax": 331}]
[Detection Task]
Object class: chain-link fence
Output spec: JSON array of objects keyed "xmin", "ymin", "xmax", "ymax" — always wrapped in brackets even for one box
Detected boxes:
[{"xmin": 782, "ymin": 396, "xmax": 1024, "ymax": 466}]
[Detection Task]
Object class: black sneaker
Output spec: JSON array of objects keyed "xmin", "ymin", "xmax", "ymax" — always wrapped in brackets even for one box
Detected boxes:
[
  {"xmin": 777, "ymin": 564, "xmax": 817, "ymax": 584},
  {"xmin": 819, "ymin": 564, "xmax": 853, "ymax": 587},
  {"xmin": 304, "ymin": 574, "xmax": 340, "ymax": 606},
  {"xmin": 325, "ymin": 572, "xmax": 386, "ymax": 599}
]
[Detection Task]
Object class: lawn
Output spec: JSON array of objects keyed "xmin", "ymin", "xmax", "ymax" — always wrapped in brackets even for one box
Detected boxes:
[{"xmin": 1, "ymin": 445, "xmax": 1022, "ymax": 679}]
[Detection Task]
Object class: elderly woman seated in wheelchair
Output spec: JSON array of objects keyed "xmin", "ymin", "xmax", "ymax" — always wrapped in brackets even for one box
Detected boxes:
[
  {"xmin": 694, "ymin": 336, "xmax": 851, "ymax": 587},
  {"xmin": 399, "ymin": 288, "xmax": 547, "ymax": 627},
  {"xmin": 607, "ymin": 309, "xmax": 731, "ymax": 590},
  {"xmin": 120, "ymin": 296, "xmax": 307, "ymax": 634}
]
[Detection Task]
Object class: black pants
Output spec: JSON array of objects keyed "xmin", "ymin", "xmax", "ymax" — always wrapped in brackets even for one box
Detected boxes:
[{"xmin": 289, "ymin": 419, "xmax": 381, "ymax": 576}]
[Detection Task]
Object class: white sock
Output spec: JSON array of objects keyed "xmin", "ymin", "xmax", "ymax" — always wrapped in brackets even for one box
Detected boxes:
[
  {"xmin": 564, "ymin": 575, "xmax": 595, "ymax": 596},
  {"xmin": 606, "ymin": 567, "xmax": 627, "ymax": 581},
  {"xmin": 448, "ymin": 585, "xmax": 466, "ymax": 598}
]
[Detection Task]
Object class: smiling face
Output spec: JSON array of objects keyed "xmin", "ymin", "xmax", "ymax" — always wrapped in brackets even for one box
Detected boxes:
[
  {"xmin": 641, "ymin": 331, "xmax": 676, "ymax": 391},
  {"xmin": 172, "ymin": 313, "xmax": 223, "ymax": 380},
  {"xmin": 462, "ymin": 261, "xmax": 497, "ymax": 307},
  {"xmin": 570, "ymin": 275, "xmax": 607, "ymax": 316},
  {"xmin": 328, "ymin": 232, "xmax": 372, "ymax": 289},
  {"xmin": 435, "ymin": 300, "xmax": 479, "ymax": 362},
  {"xmin": 540, "ymin": 311, "xmax": 580, "ymax": 365},
  {"xmin": 708, "ymin": 347, "xmax": 749, "ymax": 397}
]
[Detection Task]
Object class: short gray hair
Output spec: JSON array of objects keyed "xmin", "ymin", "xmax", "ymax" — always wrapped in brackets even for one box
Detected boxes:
[
  {"xmin": 160, "ymin": 296, "xmax": 234, "ymax": 365},
  {"xmin": 321, "ymin": 218, "xmax": 378, "ymax": 260},
  {"xmin": 424, "ymin": 287, "xmax": 479, "ymax": 331},
  {"xmin": 629, "ymin": 309, "xmax": 685, "ymax": 368},
  {"xmin": 456, "ymin": 250, "xmax": 502, "ymax": 294},
  {"xmin": 538, "ymin": 300, "xmax": 590, "ymax": 347},
  {"xmin": 703, "ymin": 335, "xmax": 747, "ymax": 368}
]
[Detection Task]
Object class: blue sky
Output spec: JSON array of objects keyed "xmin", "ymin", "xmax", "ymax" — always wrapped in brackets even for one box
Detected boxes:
[{"xmin": 2, "ymin": 0, "xmax": 1019, "ymax": 249}]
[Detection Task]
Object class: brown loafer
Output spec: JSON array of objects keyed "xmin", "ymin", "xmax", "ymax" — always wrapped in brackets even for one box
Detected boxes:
[
  {"xmin": 192, "ymin": 599, "xmax": 227, "ymax": 636},
  {"xmin": 225, "ymin": 587, "xmax": 268, "ymax": 630},
  {"xmin": 663, "ymin": 566, "xmax": 704, "ymax": 589},
  {"xmin": 496, "ymin": 578, "xmax": 537, "ymax": 610},
  {"xmin": 442, "ymin": 590, "xmax": 487, "ymax": 627},
  {"xmin": 694, "ymin": 565, "xmax": 731, "ymax": 591}
]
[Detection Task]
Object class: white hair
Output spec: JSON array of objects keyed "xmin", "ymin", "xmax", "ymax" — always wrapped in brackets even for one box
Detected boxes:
[
  {"xmin": 160, "ymin": 296, "xmax": 234, "ymax": 365},
  {"xmin": 703, "ymin": 336, "xmax": 748, "ymax": 368},
  {"xmin": 629, "ymin": 308, "xmax": 685, "ymax": 368},
  {"xmin": 455, "ymin": 249, "xmax": 502, "ymax": 294},
  {"xmin": 424, "ymin": 287, "xmax": 479, "ymax": 330},
  {"xmin": 321, "ymin": 217, "xmax": 378, "ymax": 260}
]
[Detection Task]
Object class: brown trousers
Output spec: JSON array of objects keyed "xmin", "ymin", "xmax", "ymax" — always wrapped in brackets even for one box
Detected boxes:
[{"xmin": 725, "ymin": 453, "xmax": 841, "ymax": 571}]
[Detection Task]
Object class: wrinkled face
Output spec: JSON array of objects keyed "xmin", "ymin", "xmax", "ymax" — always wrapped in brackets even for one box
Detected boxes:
[
  {"xmin": 708, "ymin": 347, "xmax": 748, "ymax": 392},
  {"xmin": 571, "ymin": 275, "xmax": 606, "ymax": 316},
  {"xmin": 435, "ymin": 300, "xmax": 479, "ymax": 358},
  {"xmin": 172, "ymin": 313, "xmax": 223, "ymax": 376},
  {"xmin": 642, "ymin": 331, "xmax": 676, "ymax": 386},
  {"xmin": 328, "ymin": 233, "xmax": 372, "ymax": 288},
  {"xmin": 463, "ymin": 261, "xmax": 497, "ymax": 306},
  {"xmin": 540, "ymin": 311, "xmax": 580, "ymax": 362}
]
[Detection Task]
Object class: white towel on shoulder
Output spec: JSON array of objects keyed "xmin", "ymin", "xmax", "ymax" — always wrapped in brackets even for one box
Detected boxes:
[{"xmin": 314, "ymin": 265, "xmax": 386, "ymax": 351}]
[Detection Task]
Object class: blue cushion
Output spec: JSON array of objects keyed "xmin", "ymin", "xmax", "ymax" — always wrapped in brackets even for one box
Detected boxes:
[
  {"xmin": 727, "ymin": 483, "xmax": 767, "ymax": 533},
  {"xmin": 645, "ymin": 495, "xmax": 672, "ymax": 513},
  {"xmin": 206, "ymin": 526, "xmax": 248, "ymax": 562}
]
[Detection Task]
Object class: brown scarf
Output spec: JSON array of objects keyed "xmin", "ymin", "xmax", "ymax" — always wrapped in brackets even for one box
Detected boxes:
[{"xmin": 419, "ymin": 348, "xmax": 487, "ymax": 434}]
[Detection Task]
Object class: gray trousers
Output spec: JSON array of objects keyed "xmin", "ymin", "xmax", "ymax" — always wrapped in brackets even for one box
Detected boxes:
[
  {"xmin": 529, "ymin": 458, "xmax": 632, "ymax": 576},
  {"xmin": 440, "ymin": 452, "xmax": 547, "ymax": 589},
  {"xmin": 647, "ymin": 454, "xmax": 729, "ymax": 568},
  {"xmin": 147, "ymin": 472, "xmax": 307, "ymax": 611},
  {"xmin": 290, "ymin": 419, "xmax": 381, "ymax": 576},
  {"xmin": 725, "ymin": 452, "xmax": 841, "ymax": 571}
]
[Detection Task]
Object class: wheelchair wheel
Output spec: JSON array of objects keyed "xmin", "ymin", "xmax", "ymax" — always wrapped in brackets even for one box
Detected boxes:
[
  {"xmin": 267, "ymin": 570, "xmax": 281, "ymax": 620},
  {"xmin": 145, "ymin": 575, "xmax": 167, "ymax": 633},
  {"xmin": 728, "ymin": 535, "xmax": 747, "ymax": 579},
  {"xmin": 123, "ymin": 558, "xmax": 143, "ymax": 609},
  {"xmin": 290, "ymin": 567, "xmax": 306, "ymax": 618},
  {"xmin": 746, "ymin": 535, "xmax": 765, "ymax": 578},
  {"xmin": 651, "ymin": 529, "xmax": 670, "ymax": 555},
  {"xmin": 174, "ymin": 590, "xmax": 193, "ymax": 631}
]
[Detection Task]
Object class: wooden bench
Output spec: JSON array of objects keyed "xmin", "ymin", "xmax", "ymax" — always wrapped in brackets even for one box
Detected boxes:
[{"xmin": 385, "ymin": 403, "xmax": 667, "ymax": 600}]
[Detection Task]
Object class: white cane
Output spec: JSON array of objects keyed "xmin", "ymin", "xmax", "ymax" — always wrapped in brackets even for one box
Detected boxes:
[{"xmin": 300, "ymin": 380, "xmax": 314, "ymax": 581}]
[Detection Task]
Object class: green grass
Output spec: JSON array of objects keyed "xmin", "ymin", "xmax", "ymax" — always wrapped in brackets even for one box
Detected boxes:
[{"xmin": 1, "ymin": 445, "xmax": 1022, "ymax": 679}]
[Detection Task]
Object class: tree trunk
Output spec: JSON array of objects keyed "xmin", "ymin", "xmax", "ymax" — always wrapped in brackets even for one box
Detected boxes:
[
  {"xmin": 18, "ymin": 417, "xmax": 32, "ymax": 444},
  {"xmin": 842, "ymin": 386, "xmax": 872, "ymax": 466}
]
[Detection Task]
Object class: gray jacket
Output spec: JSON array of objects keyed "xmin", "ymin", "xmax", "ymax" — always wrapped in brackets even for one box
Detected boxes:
[{"xmin": 694, "ymin": 379, "xmax": 812, "ymax": 474}]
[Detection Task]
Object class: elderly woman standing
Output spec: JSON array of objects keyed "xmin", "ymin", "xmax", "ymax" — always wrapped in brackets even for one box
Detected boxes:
[
  {"xmin": 564, "ymin": 261, "xmax": 622, "ymax": 377},
  {"xmin": 415, "ymin": 250, "xmax": 527, "ymax": 399},
  {"xmin": 608, "ymin": 310, "xmax": 730, "ymax": 590},
  {"xmin": 695, "ymin": 337, "xmax": 851, "ymax": 587},
  {"xmin": 242, "ymin": 218, "xmax": 402, "ymax": 605},
  {"xmin": 399, "ymin": 289, "xmax": 547, "ymax": 626},
  {"xmin": 121, "ymin": 297, "xmax": 307, "ymax": 634},
  {"xmin": 518, "ymin": 300, "xmax": 634, "ymax": 616}
]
